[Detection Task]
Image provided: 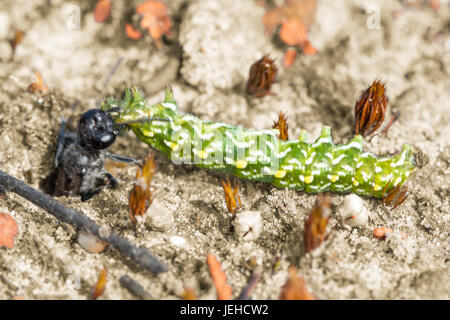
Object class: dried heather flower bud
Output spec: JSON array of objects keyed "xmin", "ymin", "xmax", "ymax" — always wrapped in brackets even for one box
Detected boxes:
[
  {"xmin": 303, "ymin": 195, "xmax": 330, "ymax": 253},
  {"xmin": 129, "ymin": 154, "xmax": 156, "ymax": 225},
  {"xmin": 246, "ymin": 54, "xmax": 278, "ymax": 98},
  {"xmin": 221, "ymin": 179, "xmax": 241, "ymax": 214},
  {"xmin": 272, "ymin": 111, "xmax": 289, "ymax": 141},
  {"xmin": 354, "ymin": 80, "xmax": 388, "ymax": 137}
]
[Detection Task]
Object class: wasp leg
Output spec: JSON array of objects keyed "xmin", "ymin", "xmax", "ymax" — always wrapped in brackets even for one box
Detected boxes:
[
  {"xmin": 54, "ymin": 119, "xmax": 77, "ymax": 168},
  {"xmin": 104, "ymin": 151, "xmax": 139, "ymax": 164}
]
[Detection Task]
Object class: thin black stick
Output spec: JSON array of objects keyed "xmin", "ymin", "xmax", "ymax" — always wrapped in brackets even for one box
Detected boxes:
[
  {"xmin": 119, "ymin": 275, "xmax": 153, "ymax": 300},
  {"xmin": 0, "ymin": 170, "xmax": 167, "ymax": 275}
]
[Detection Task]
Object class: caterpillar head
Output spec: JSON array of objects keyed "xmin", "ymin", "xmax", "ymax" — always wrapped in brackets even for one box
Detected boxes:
[{"xmin": 78, "ymin": 109, "xmax": 116, "ymax": 150}]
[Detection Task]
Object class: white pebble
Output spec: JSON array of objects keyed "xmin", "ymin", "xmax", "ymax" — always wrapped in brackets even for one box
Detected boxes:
[
  {"xmin": 77, "ymin": 230, "xmax": 108, "ymax": 253},
  {"xmin": 232, "ymin": 210, "xmax": 263, "ymax": 241},
  {"xmin": 350, "ymin": 208, "xmax": 368, "ymax": 226},
  {"xmin": 339, "ymin": 194, "xmax": 368, "ymax": 226},
  {"xmin": 170, "ymin": 235, "xmax": 186, "ymax": 247},
  {"xmin": 145, "ymin": 199, "xmax": 174, "ymax": 231}
]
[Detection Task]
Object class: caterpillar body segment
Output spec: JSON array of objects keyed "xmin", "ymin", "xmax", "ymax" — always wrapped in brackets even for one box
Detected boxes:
[{"xmin": 103, "ymin": 87, "xmax": 416, "ymax": 198}]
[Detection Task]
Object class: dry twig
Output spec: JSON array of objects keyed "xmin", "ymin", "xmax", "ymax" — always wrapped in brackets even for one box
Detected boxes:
[
  {"xmin": 0, "ymin": 170, "xmax": 167, "ymax": 274},
  {"xmin": 119, "ymin": 275, "xmax": 153, "ymax": 300}
]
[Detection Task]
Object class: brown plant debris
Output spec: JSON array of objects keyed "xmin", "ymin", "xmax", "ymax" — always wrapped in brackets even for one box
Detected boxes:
[
  {"xmin": 272, "ymin": 111, "xmax": 289, "ymax": 141},
  {"xmin": 381, "ymin": 111, "xmax": 400, "ymax": 136},
  {"xmin": 283, "ymin": 48, "xmax": 297, "ymax": 68},
  {"xmin": 94, "ymin": 0, "xmax": 111, "ymax": 23},
  {"xmin": 0, "ymin": 212, "xmax": 19, "ymax": 249},
  {"xmin": 354, "ymin": 80, "xmax": 388, "ymax": 137},
  {"xmin": 27, "ymin": 70, "xmax": 49, "ymax": 94},
  {"xmin": 125, "ymin": 23, "xmax": 143, "ymax": 40},
  {"xmin": 373, "ymin": 227, "xmax": 408, "ymax": 240},
  {"xmin": 181, "ymin": 287, "xmax": 197, "ymax": 300},
  {"xmin": 303, "ymin": 195, "xmax": 330, "ymax": 253},
  {"xmin": 246, "ymin": 54, "xmax": 278, "ymax": 98},
  {"xmin": 279, "ymin": 19, "xmax": 317, "ymax": 56},
  {"xmin": 206, "ymin": 253, "xmax": 232, "ymax": 300},
  {"xmin": 221, "ymin": 179, "xmax": 242, "ymax": 214},
  {"xmin": 91, "ymin": 267, "xmax": 107, "ymax": 300},
  {"xmin": 129, "ymin": 154, "xmax": 156, "ymax": 225},
  {"xmin": 9, "ymin": 29, "xmax": 24, "ymax": 53},
  {"xmin": 279, "ymin": 265, "xmax": 316, "ymax": 300},
  {"xmin": 382, "ymin": 181, "xmax": 409, "ymax": 210},
  {"xmin": 136, "ymin": 0, "xmax": 172, "ymax": 48},
  {"xmin": 373, "ymin": 227, "xmax": 394, "ymax": 240},
  {"xmin": 262, "ymin": 0, "xmax": 317, "ymax": 64}
]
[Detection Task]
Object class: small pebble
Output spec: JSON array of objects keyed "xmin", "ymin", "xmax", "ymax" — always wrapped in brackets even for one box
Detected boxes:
[
  {"xmin": 373, "ymin": 227, "xmax": 393, "ymax": 240},
  {"xmin": 145, "ymin": 198, "xmax": 174, "ymax": 231},
  {"xmin": 170, "ymin": 235, "xmax": 186, "ymax": 247},
  {"xmin": 77, "ymin": 230, "xmax": 108, "ymax": 253},
  {"xmin": 339, "ymin": 194, "xmax": 368, "ymax": 226},
  {"xmin": 232, "ymin": 210, "xmax": 263, "ymax": 241}
]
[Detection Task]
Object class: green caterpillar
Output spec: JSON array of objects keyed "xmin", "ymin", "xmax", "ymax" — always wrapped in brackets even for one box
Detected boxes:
[{"xmin": 102, "ymin": 87, "xmax": 417, "ymax": 198}]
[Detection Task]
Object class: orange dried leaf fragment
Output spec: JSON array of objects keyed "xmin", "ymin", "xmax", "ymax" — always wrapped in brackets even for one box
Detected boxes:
[
  {"xmin": 136, "ymin": 0, "xmax": 172, "ymax": 44},
  {"xmin": 10, "ymin": 29, "xmax": 24, "ymax": 52},
  {"xmin": 125, "ymin": 23, "xmax": 143, "ymax": 40},
  {"xmin": 279, "ymin": 265, "xmax": 316, "ymax": 300},
  {"xmin": 221, "ymin": 179, "xmax": 242, "ymax": 214},
  {"xmin": 181, "ymin": 287, "xmax": 197, "ymax": 300},
  {"xmin": 303, "ymin": 195, "xmax": 330, "ymax": 253},
  {"xmin": 354, "ymin": 80, "xmax": 388, "ymax": 137},
  {"xmin": 279, "ymin": 19, "xmax": 307, "ymax": 46},
  {"xmin": 0, "ymin": 212, "xmax": 19, "ymax": 249},
  {"xmin": 373, "ymin": 227, "xmax": 394, "ymax": 240},
  {"xmin": 246, "ymin": 54, "xmax": 278, "ymax": 98},
  {"xmin": 27, "ymin": 70, "xmax": 49, "ymax": 94},
  {"xmin": 262, "ymin": 0, "xmax": 318, "ymax": 59},
  {"xmin": 206, "ymin": 254, "xmax": 232, "ymax": 300},
  {"xmin": 283, "ymin": 49, "xmax": 297, "ymax": 68},
  {"xmin": 94, "ymin": 0, "xmax": 111, "ymax": 23},
  {"xmin": 91, "ymin": 268, "xmax": 107, "ymax": 300},
  {"xmin": 129, "ymin": 154, "xmax": 156, "ymax": 225},
  {"xmin": 272, "ymin": 111, "xmax": 289, "ymax": 141}
]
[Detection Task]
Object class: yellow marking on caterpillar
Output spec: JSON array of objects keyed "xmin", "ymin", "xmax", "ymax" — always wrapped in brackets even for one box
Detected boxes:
[
  {"xmin": 304, "ymin": 176, "xmax": 313, "ymax": 184},
  {"xmin": 171, "ymin": 142, "xmax": 179, "ymax": 151},
  {"xmin": 274, "ymin": 170, "xmax": 286, "ymax": 179},
  {"xmin": 331, "ymin": 175, "xmax": 339, "ymax": 182},
  {"xmin": 373, "ymin": 184, "xmax": 382, "ymax": 191},
  {"xmin": 236, "ymin": 160, "xmax": 247, "ymax": 169},
  {"xmin": 197, "ymin": 150, "xmax": 207, "ymax": 159}
]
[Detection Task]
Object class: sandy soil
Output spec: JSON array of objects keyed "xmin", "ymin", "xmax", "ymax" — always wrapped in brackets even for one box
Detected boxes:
[{"xmin": 0, "ymin": 0, "xmax": 449, "ymax": 299}]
